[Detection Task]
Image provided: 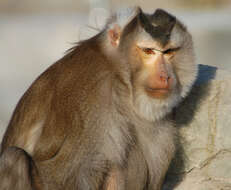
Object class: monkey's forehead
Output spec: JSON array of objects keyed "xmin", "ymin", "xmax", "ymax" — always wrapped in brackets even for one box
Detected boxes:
[
  {"xmin": 136, "ymin": 22, "xmax": 184, "ymax": 50},
  {"xmin": 139, "ymin": 10, "xmax": 176, "ymax": 46},
  {"xmin": 108, "ymin": 7, "xmax": 185, "ymax": 48}
]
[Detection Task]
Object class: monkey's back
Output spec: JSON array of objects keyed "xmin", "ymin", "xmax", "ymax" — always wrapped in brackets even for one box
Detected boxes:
[{"xmin": 1, "ymin": 40, "xmax": 114, "ymax": 163}]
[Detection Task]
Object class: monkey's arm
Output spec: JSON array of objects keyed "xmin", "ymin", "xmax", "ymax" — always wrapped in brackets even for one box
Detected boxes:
[{"xmin": 1, "ymin": 63, "xmax": 70, "ymax": 161}]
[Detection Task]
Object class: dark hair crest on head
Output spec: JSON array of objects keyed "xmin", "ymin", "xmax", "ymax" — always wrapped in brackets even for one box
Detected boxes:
[{"xmin": 138, "ymin": 9, "xmax": 176, "ymax": 46}]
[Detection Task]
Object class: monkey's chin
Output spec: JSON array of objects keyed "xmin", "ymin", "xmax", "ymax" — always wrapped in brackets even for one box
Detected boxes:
[{"xmin": 145, "ymin": 88, "xmax": 170, "ymax": 99}]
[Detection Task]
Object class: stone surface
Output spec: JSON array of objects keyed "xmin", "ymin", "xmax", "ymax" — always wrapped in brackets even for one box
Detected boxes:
[{"xmin": 165, "ymin": 64, "xmax": 231, "ymax": 189}]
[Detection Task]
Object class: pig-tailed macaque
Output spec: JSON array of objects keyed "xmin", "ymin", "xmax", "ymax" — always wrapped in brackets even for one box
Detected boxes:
[{"xmin": 0, "ymin": 7, "xmax": 197, "ymax": 190}]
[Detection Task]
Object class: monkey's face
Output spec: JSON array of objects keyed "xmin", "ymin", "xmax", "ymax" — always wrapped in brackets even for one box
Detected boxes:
[
  {"xmin": 106, "ymin": 8, "xmax": 197, "ymax": 121},
  {"xmin": 133, "ymin": 22, "xmax": 189, "ymax": 98},
  {"xmin": 135, "ymin": 42, "xmax": 178, "ymax": 100},
  {"xmin": 128, "ymin": 10, "xmax": 197, "ymax": 121}
]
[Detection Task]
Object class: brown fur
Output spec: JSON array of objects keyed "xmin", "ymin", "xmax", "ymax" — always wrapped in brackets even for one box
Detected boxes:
[{"xmin": 0, "ymin": 7, "xmax": 197, "ymax": 190}]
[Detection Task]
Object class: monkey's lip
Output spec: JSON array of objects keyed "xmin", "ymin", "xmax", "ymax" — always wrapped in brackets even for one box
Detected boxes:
[{"xmin": 145, "ymin": 87, "xmax": 170, "ymax": 98}]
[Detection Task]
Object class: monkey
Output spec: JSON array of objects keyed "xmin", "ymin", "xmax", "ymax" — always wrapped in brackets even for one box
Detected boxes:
[{"xmin": 0, "ymin": 7, "xmax": 197, "ymax": 190}]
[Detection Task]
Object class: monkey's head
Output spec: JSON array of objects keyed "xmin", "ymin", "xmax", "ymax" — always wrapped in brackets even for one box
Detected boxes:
[{"xmin": 102, "ymin": 7, "xmax": 197, "ymax": 121}]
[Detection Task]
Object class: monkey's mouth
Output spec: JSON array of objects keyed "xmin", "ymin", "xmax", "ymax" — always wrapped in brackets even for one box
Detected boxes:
[{"xmin": 145, "ymin": 87, "xmax": 170, "ymax": 99}]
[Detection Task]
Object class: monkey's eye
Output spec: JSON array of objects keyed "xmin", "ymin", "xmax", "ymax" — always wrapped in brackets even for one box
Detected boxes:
[{"xmin": 142, "ymin": 48, "xmax": 155, "ymax": 55}]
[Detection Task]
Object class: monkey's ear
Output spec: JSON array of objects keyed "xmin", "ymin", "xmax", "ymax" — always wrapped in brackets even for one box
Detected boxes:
[
  {"xmin": 108, "ymin": 24, "xmax": 121, "ymax": 47},
  {"xmin": 107, "ymin": 6, "xmax": 141, "ymax": 47}
]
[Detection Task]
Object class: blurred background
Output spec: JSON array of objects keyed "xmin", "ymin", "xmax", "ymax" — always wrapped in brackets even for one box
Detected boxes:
[{"xmin": 0, "ymin": 0, "xmax": 231, "ymax": 139}]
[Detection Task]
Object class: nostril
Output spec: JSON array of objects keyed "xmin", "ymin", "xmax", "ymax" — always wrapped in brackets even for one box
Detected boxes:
[{"xmin": 160, "ymin": 75, "xmax": 170, "ymax": 82}]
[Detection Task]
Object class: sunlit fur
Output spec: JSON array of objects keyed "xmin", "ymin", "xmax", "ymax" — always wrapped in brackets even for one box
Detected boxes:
[{"xmin": 16, "ymin": 120, "xmax": 44, "ymax": 155}]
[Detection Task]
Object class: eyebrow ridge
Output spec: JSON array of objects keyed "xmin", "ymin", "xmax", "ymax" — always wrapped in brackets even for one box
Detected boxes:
[{"xmin": 140, "ymin": 47, "xmax": 180, "ymax": 53}]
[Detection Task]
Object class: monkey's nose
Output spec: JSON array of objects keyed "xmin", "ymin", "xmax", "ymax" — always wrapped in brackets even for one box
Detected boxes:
[{"xmin": 159, "ymin": 72, "xmax": 171, "ymax": 83}]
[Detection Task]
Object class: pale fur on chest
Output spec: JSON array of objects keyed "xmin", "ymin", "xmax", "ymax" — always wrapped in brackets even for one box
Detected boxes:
[
  {"xmin": 135, "ymin": 120, "xmax": 176, "ymax": 185},
  {"xmin": 101, "ymin": 111, "xmax": 175, "ymax": 179},
  {"xmin": 100, "ymin": 87, "xmax": 176, "ymax": 185}
]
